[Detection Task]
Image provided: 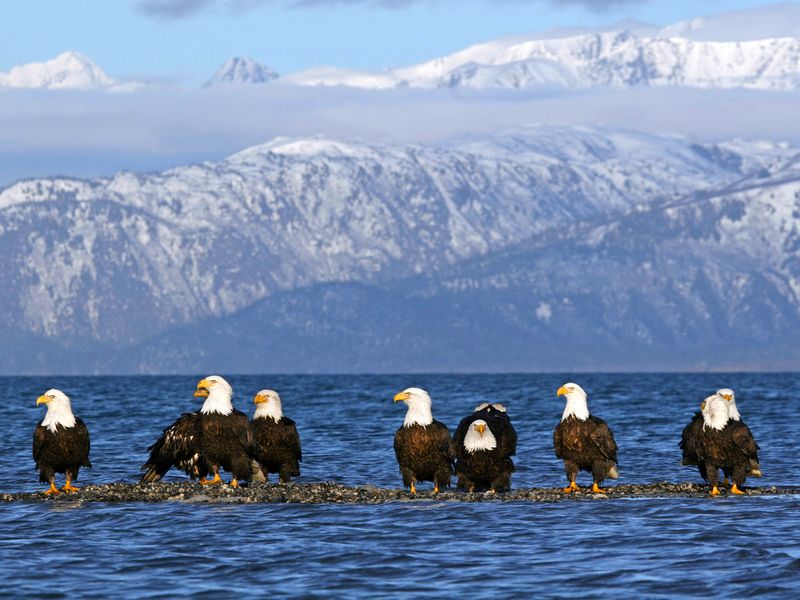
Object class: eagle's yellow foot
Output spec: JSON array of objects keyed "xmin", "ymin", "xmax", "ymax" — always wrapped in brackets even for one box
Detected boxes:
[
  {"xmin": 710, "ymin": 486, "xmax": 721, "ymax": 497},
  {"xmin": 199, "ymin": 477, "xmax": 207, "ymax": 484},
  {"xmin": 591, "ymin": 483, "xmax": 607, "ymax": 494},
  {"xmin": 433, "ymin": 484, "xmax": 439, "ymax": 493},
  {"xmin": 201, "ymin": 473, "xmax": 222, "ymax": 485},
  {"xmin": 730, "ymin": 484, "xmax": 746, "ymax": 495},
  {"xmin": 44, "ymin": 483, "xmax": 59, "ymax": 495},
  {"xmin": 229, "ymin": 479, "xmax": 238, "ymax": 488},
  {"xmin": 563, "ymin": 481, "xmax": 579, "ymax": 493},
  {"xmin": 409, "ymin": 482, "xmax": 416, "ymax": 495},
  {"xmin": 62, "ymin": 482, "xmax": 80, "ymax": 494}
]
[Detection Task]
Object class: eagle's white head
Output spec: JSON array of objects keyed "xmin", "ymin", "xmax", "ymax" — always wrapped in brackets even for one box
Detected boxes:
[
  {"xmin": 701, "ymin": 394, "xmax": 730, "ymax": 431},
  {"xmin": 37, "ymin": 389, "xmax": 77, "ymax": 432},
  {"xmin": 394, "ymin": 387, "xmax": 433, "ymax": 427},
  {"xmin": 194, "ymin": 375, "xmax": 234, "ymax": 415},
  {"xmin": 253, "ymin": 389, "xmax": 283, "ymax": 422},
  {"xmin": 716, "ymin": 388, "xmax": 739, "ymax": 421},
  {"xmin": 557, "ymin": 382, "xmax": 590, "ymax": 422},
  {"xmin": 464, "ymin": 419, "xmax": 497, "ymax": 454}
]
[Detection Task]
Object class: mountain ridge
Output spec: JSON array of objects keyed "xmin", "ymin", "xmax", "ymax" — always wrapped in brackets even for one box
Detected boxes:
[{"xmin": 0, "ymin": 126, "xmax": 798, "ymax": 372}]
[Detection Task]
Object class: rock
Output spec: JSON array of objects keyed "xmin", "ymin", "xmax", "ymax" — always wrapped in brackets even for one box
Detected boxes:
[{"xmin": 2, "ymin": 482, "xmax": 797, "ymax": 504}]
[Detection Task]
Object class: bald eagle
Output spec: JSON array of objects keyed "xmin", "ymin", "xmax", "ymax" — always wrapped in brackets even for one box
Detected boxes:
[
  {"xmin": 554, "ymin": 383, "xmax": 619, "ymax": 494},
  {"xmin": 250, "ymin": 390, "xmax": 302, "ymax": 484},
  {"xmin": 691, "ymin": 394, "xmax": 760, "ymax": 496},
  {"xmin": 33, "ymin": 389, "xmax": 91, "ymax": 495},
  {"xmin": 393, "ymin": 387, "xmax": 453, "ymax": 494},
  {"xmin": 453, "ymin": 403, "xmax": 517, "ymax": 492},
  {"xmin": 680, "ymin": 388, "xmax": 761, "ymax": 487},
  {"xmin": 141, "ymin": 376, "xmax": 253, "ymax": 487}
]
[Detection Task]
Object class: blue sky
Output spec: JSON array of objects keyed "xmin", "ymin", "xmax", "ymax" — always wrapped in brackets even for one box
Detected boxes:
[{"xmin": 0, "ymin": 0, "xmax": 789, "ymax": 83}]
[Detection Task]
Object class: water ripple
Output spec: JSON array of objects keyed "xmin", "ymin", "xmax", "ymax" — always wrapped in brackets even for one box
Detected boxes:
[{"xmin": 1, "ymin": 373, "xmax": 799, "ymax": 597}]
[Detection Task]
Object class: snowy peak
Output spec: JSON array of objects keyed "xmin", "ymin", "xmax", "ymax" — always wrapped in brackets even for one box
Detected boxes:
[
  {"xmin": 205, "ymin": 57, "xmax": 279, "ymax": 86},
  {"xmin": 289, "ymin": 14, "xmax": 800, "ymax": 91},
  {"xmin": 0, "ymin": 51, "xmax": 116, "ymax": 90}
]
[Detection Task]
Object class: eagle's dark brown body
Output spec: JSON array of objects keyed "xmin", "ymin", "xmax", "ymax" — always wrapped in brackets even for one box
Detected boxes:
[
  {"xmin": 394, "ymin": 421, "xmax": 453, "ymax": 490},
  {"xmin": 141, "ymin": 412, "xmax": 208, "ymax": 482},
  {"xmin": 251, "ymin": 416, "xmax": 302, "ymax": 483},
  {"xmin": 454, "ymin": 447, "xmax": 515, "ymax": 492},
  {"xmin": 201, "ymin": 410, "xmax": 253, "ymax": 481},
  {"xmin": 553, "ymin": 415, "xmax": 618, "ymax": 486},
  {"xmin": 141, "ymin": 410, "xmax": 252, "ymax": 483},
  {"xmin": 33, "ymin": 419, "xmax": 91, "ymax": 484},
  {"xmin": 453, "ymin": 406, "xmax": 517, "ymax": 492},
  {"xmin": 695, "ymin": 420, "xmax": 760, "ymax": 490}
]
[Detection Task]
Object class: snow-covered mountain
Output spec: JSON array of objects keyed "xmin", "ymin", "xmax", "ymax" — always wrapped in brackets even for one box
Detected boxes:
[
  {"xmin": 8, "ymin": 6, "xmax": 800, "ymax": 94},
  {"xmin": 288, "ymin": 30, "xmax": 800, "ymax": 91},
  {"xmin": 0, "ymin": 51, "xmax": 116, "ymax": 90},
  {"xmin": 118, "ymin": 150, "xmax": 800, "ymax": 373},
  {"xmin": 0, "ymin": 126, "xmax": 798, "ymax": 372},
  {"xmin": 205, "ymin": 57, "xmax": 279, "ymax": 86}
]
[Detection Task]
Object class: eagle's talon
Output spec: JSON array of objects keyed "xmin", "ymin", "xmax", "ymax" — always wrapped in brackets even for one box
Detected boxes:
[{"xmin": 730, "ymin": 484, "xmax": 746, "ymax": 495}]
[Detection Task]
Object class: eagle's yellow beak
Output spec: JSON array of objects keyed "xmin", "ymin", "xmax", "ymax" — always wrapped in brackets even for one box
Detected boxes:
[
  {"xmin": 194, "ymin": 378, "xmax": 212, "ymax": 398},
  {"xmin": 476, "ymin": 423, "xmax": 487, "ymax": 435},
  {"xmin": 394, "ymin": 391, "xmax": 411, "ymax": 403},
  {"xmin": 36, "ymin": 395, "xmax": 50, "ymax": 405},
  {"xmin": 254, "ymin": 394, "xmax": 268, "ymax": 405},
  {"xmin": 556, "ymin": 386, "xmax": 570, "ymax": 397},
  {"xmin": 722, "ymin": 394, "xmax": 732, "ymax": 401},
  {"xmin": 700, "ymin": 401, "xmax": 706, "ymax": 411}
]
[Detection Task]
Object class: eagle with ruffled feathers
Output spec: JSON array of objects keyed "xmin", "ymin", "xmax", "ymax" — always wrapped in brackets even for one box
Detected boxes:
[{"xmin": 141, "ymin": 376, "xmax": 253, "ymax": 487}]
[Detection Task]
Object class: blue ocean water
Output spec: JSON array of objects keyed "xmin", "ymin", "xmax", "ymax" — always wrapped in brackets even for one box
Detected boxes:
[{"xmin": 0, "ymin": 373, "xmax": 798, "ymax": 598}]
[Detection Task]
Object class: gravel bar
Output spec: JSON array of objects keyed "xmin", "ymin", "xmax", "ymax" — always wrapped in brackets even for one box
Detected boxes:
[{"xmin": 3, "ymin": 482, "xmax": 800, "ymax": 504}]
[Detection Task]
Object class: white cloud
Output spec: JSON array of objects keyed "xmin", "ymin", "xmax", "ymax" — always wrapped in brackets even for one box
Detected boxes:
[{"xmin": 2, "ymin": 84, "xmax": 800, "ymax": 186}]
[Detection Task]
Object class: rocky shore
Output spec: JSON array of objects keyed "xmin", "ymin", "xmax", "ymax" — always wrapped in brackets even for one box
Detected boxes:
[{"xmin": 2, "ymin": 482, "xmax": 798, "ymax": 504}]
